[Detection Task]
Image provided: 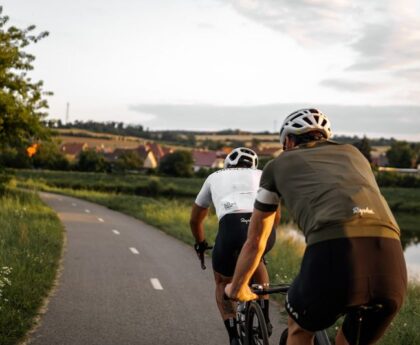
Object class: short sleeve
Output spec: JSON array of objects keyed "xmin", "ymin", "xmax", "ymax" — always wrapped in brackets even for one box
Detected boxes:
[
  {"xmin": 254, "ymin": 160, "xmax": 280, "ymax": 212},
  {"xmin": 195, "ymin": 177, "xmax": 212, "ymax": 208}
]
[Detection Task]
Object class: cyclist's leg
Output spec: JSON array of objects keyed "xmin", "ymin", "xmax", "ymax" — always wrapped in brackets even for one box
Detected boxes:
[
  {"xmin": 337, "ymin": 237, "xmax": 407, "ymax": 345},
  {"xmin": 212, "ymin": 213, "xmax": 249, "ymax": 343},
  {"xmin": 335, "ymin": 329, "xmax": 350, "ymax": 345},
  {"xmin": 287, "ymin": 317, "xmax": 315, "ymax": 345},
  {"xmin": 285, "ymin": 240, "xmax": 345, "ymax": 344},
  {"xmin": 214, "ymin": 271, "xmax": 236, "ymax": 319}
]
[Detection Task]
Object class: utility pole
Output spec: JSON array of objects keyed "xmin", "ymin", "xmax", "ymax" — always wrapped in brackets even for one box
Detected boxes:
[{"xmin": 65, "ymin": 102, "xmax": 70, "ymax": 124}]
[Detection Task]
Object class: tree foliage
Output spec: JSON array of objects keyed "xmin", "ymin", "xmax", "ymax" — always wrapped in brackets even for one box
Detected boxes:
[
  {"xmin": 0, "ymin": 7, "xmax": 51, "ymax": 150},
  {"xmin": 353, "ymin": 136, "xmax": 372, "ymax": 162},
  {"xmin": 386, "ymin": 141, "xmax": 415, "ymax": 168},
  {"xmin": 32, "ymin": 141, "xmax": 69, "ymax": 170},
  {"xmin": 114, "ymin": 150, "xmax": 143, "ymax": 172},
  {"xmin": 77, "ymin": 149, "xmax": 107, "ymax": 172},
  {"xmin": 158, "ymin": 151, "xmax": 194, "ymax": 177}
]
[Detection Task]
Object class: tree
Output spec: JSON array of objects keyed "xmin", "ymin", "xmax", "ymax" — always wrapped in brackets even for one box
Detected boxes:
[
  {"xmin": 114, "ymin": 151, "xmax": 143, "ymax": 172},
  {"xmin": 32, "ymin": 141, "xmax": 69, "ymax": 170},
  {"xmin": 0, "ymin": 7, "xmax": 51, "ymax": 151},
  {"xmin": 386, "ymin": 141, "xmax": 415, "ymax": 168},
  {"xmin": 77, "ymin": 149, "xmax": 107, "ymax": 172},
  {"xmin": 159, "ymin": 151, "xmax": 194, "ymax": 177},
  {"xmin": 353, "ymin": 136, "xmax": 372, "ymax": 162}
]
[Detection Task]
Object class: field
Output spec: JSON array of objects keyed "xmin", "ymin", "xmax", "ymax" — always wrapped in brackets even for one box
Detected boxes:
[
  {"xmin": 0, "ymin": 189, "xmax": 63, "ymax": 345},
  {"xmin": 9, "ymin": 169, "xmax": 420, "ymax": 344}
]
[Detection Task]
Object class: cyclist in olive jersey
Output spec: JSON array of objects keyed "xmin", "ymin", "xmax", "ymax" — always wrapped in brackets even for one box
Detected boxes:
[
  {"xmin": 190, "ymin": 147, "xmax": 279, "ymax": 345},
  {"xmin": 225, "ymin": 109, "xmax": 407, "ymax": 345}
]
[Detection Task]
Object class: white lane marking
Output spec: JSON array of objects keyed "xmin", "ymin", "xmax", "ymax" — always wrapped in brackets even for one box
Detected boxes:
[
  {"xmin": 130, "ymin": 247, "xmax": 139, "ymax": 255},
  {"xmin": 150, "ymin": 278, "xmax": 163, "ymax": 290},
  {"xmin": 98, "ymin": 218, "xmax": 104, "ymax": 222},
  {"xmin": 72, "ymin": 203, "xmax": 77, "ymax": 206},
  {"xmin": 112, "ymin": 229, "xmax": 120, "ymax": 235},
  {"xmin": 85, "ymin": 209, "xmax": 91, "ymax": 213}
]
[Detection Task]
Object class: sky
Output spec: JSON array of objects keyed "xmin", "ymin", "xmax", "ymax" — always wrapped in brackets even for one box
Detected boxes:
[{"xmin": 2, "ymin": 0, "xmax": 420, "ymax": 140}]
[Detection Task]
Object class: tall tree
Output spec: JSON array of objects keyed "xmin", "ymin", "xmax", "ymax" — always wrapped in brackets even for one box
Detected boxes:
[
  {"xmin": 0, "ymin": 7, "xmax": 51, "ymax": 150},
  {"xmin": 353, "ymin": 136, "xmax": 372, "ymax": 162}
]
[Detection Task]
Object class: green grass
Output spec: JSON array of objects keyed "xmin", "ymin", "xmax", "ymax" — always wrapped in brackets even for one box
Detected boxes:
[
  {"xmin": 0, "ymin": 189, "xmax": 63, "ymax": 345},
  {"xmin": 12, "ymin": 169, "xmax": 205, "ymax": 197}
]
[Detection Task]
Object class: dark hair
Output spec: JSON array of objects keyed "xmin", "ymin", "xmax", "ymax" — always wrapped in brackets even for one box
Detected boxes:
[
  {"xmin": 233, "ymin": 159, "xmax": 253, "ymax": 168},
  {"xmin": 289, "ymin": 130, "xmax": 325, "ymax": 146}
]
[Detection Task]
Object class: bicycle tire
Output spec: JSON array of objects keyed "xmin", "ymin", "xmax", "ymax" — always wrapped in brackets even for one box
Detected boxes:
[
  {"xmin": 245, "ymin": 302, "xmax": 269, "ymax": 345},
  {"xmin": 279, "ymin": 328, "xmax": 327, "ymax": 345},
  {"xmin": 279, "ymin": 328, "xmax": 288, "ymax": 345}
]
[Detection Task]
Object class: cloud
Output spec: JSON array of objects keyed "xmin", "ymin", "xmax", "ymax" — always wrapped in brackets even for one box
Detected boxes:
[
  {"xmin": 227, "ymin": 0, "xmax": 359, "ymax": 45},
  {"xmin": 228, "ymin": 0, "xmax": 420, "ymax": 87},
  {"xmin": 319, "ymin": 79, "xmax": 380, "ymax": 92},
  {"xmin": 129, "ymin": 103, "xmax": 420, "ymax": 139}
]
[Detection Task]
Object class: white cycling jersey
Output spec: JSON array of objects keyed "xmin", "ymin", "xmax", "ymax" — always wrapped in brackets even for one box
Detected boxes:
[{"xmin": 195, "ymin": 168, "xmax": 262, "ymax": 221}]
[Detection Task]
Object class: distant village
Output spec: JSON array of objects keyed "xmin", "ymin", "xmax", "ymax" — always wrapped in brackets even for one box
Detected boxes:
[
  {"xmin": 58, "ymin": 138, "xmax": 417, "ymax": 173},
  {"xmin": 59, "ymin": 140, "xmax": 283, "ymax": 172}
]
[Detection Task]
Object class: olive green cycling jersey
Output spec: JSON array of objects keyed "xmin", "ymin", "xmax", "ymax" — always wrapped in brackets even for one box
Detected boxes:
[{"xmin": 255, "ymin": 140, "xmax": 400, "ymax": 245}]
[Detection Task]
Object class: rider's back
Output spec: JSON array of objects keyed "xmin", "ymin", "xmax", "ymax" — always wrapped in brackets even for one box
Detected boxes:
[
  {"xmin": 196, "ymin": 168, "xmax": 262, "ymax": 220},
  {"xmin": 262, "ymin": 140, "xmax": 400, "ymax": 245}
]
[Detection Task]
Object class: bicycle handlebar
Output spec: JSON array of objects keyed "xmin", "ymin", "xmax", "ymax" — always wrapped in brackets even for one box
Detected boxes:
[
  {"xmin": 223, "ymin": 284, "xmax": 290, "ymax": 301},
  {"xmin": 251, "ymin": 284, "xmax": 290, "ymax": 295}
]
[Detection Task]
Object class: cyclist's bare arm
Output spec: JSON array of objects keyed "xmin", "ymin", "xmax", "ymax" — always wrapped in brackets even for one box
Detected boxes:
[
  {"xmin": 190, "ymin": 203, "xmax": 208, "ymax": 243},
  {"xmin": 225, "ymin": 208, "xmax": 278, "ymax": 301}
]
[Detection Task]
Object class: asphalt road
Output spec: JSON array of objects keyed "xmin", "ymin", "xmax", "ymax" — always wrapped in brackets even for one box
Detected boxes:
[{"xmin": 27, "ymin": 192, "xmax": 284, "ymax": 345}]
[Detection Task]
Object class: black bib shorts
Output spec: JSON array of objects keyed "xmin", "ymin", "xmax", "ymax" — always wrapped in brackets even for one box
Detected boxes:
[
  {"xmin": 212, "ymin": 212, "xmax": 276, "ymax": 277},
  {"xmin": 285, "ymin": 236, "xmax": 407, "ymax": 345}
]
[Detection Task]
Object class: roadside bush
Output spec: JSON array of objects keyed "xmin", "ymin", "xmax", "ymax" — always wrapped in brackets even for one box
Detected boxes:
[
  {"xmin": 0, "ymin": 148, "xmax": 31, "ymax": 169},
  {"xmin": 376, "ymin": 172, "xmax": 420, "ymax": 188},
  {"xmin": 77, "ymin": 149, "xmax": 107, "ymax": 172}
]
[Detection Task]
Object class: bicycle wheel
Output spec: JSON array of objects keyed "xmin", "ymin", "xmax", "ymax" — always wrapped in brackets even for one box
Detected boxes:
[
  {"xmin": 279, "ymin": 328, "xmax": 288, "ymax": 345},
  {"xmin": 245, "ymin": 302, "xmax": 269, "ymax": 345}
]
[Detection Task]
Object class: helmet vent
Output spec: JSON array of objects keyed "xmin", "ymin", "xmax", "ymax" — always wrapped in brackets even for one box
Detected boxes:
[
  {"xmin": 292, "ymin": 123, "xmax": 303, "ymax": 128},
  {"xmin": 309, "ymin": 109, "xmax": 318, "ymax": 113},
  {"xmin": 230, "ymin": 152, "xmax": 238, "ymax": 160},
  {"xmin": 303, "ymin": 117, "xmax": 312, "ymax": 125},
  {"xmin": 313, "ymin": 115, "xmax": 320, "ymax": 123},
  {"xmin": 321, "ymin": 119, "xmax": 327, "ymax": 127}
]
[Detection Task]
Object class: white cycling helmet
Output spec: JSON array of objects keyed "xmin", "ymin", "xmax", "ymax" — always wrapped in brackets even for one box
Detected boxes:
[
  {"xmin": 224, "ymin": 147, "xmax": 258, "ymax": 169},
  {"xmin": 279, "ymin": 108, "xmax": 332, "ymax": 146}
]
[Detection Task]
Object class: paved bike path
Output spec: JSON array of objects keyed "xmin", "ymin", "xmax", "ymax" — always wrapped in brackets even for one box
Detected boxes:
[{"xmin": 28, "ymin": 192, "xmax": 284, "ymax": 345}]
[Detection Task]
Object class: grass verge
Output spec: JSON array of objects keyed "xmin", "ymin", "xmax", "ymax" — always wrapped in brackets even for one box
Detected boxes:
[{"xmin": 0, "ymin": 189, "xmax": 63, "ymax": 345}]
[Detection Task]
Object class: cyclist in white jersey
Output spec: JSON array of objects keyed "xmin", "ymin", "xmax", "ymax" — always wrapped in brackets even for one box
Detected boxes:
[{"xmin": 190, "ymin": 147, "xmax": 279, "ymax": 345}]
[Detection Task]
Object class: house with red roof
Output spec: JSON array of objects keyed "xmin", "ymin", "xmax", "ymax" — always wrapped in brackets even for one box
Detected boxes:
[
  {"xmin": 60, "ymin": 142, "xmax": 88, "ymax": 161},
  {"xmin": 105, "ymin": 145, "xmax": 158, "ymax": 169},
  {"xmin": 192, "ymin": 150, "xmax": 225, "ymax": 172}
]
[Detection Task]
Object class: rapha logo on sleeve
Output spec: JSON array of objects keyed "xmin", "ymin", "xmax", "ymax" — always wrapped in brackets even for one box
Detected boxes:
[
  {"xmin": 240, "ymin": 218, "xmax": 251, "ymax": 224},
  {"xmin": 353, "ymin": 206, "xmax": 375, "ymax": 216}
]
